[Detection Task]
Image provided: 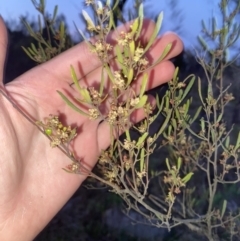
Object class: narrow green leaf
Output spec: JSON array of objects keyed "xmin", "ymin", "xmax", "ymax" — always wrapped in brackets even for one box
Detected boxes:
[
  {"xmin": 22, "ymin": 19, "xmax": 35, "ymax": 36},
  {"xmin": 112, "ymin": 0, "xmax": 119, "ymax": 10},
  {"xmin": 38, "ymin": 43, "xmax": 47, "ymax": 60},
  {"xmin": 212, "ymin": 17, "xmax": 217, "ymax": 39},
  {"xmin": 105, "ymin": 64, "xmax": 115, "ymax": 84},
  {"xmin": 127, "ymin": 68, "xmax": 134, "ymax": 85},
  {"xmin": 52, "ymin": 5, "xmax": 58, "ymax": 22},
  {"xmin": 144, "ymin": 11, "xmax": 163, "ymax": 53},
  {"xmin": 177, "ymin": 89, "xmax": 183, "ymax": 100},
  {"xmin": 185, "ymin": 125, "xmax": 206, "ymax": 141},
  {"xmin": 157, "ymin": 109, "xmax": 172, "ymax": 136},
  {"xmin": 99, "ymin": 67, "xmax": 105, "ymax": 96},
  {"xmin": 157, "ymin": 94, "xmax": 164, "ymax": 112},
  {"xmin": 38, "ymin": 15, "xmax": 43, "ymax": 34},
  {"xmin": 180, "ymin": 75, "xmax": 195, "ymax": 103},
  {"xmin": 221, "ymin": 200, "xmax": 227, "ymax": 219},
  {"xmin": 135, "ymin": 4, "xmax": 144, "ymax": 39},
  {"xmin": 129, "ymin": 40, "xmax": 135, "ymax": 56},
  {"xmin": 189, "ymin": 106, "xmax": 202, "ymax": 124},
  {"xmin": 60, "ymin": 21, "xmax": 65, "ymax": 39},
  {"xmin": 30, "ymin": 43, "xmax": 38, "ymax": 54},
  {"xmin": 152, "ymin": 94, "xmax": 163, "ymax": 122},
  {"xmin": 200, "ymin": 118, "xmax": 205, "ymax": 131},
  {"xmin": 165, "ymin": 96, "xmax": 169, "ymax": 111},
  {"xmin": 125, "ymin": 129, "xmax": 131, "ymax": 141},
  {"xmin": 57, "ymin": 91, "xmax": 89, "ymax": 116},
  {"xmin": 139, "ymin": 73, "xmax": 148, "ymax": 97},
  {"xmin": 80, "ymin": 88, "xmax": 92, "ymax": 104},
  {"xmin": 22, "ymin": 47, "xmax": 35, "ymax": 61},
  {"xmin": 137, "ymin": 132, "xmax": 148, "ymax": 147},
  {"xmin": 198, "ymin": 77, "xmax": 205, "ymax": 106},
  {"xmin": 138, "ymin": 3, "xmax": 144, "ymax": 19},
  {"xmin": 115, "ymin": 45, "xmax": 123, "ymax": 63},
  {"xmin": 173, "ymin": 67, "xmax": 179, "ymax": 82},
  {"xmin": 168, "ymin": 125, "xmax": 172, "ymax": 136},
  {"xmin": 163, "ymin": 132, "xmax": 168, "ymax": 139},
  {"xmin": 198, "ymin": 35, "xmax": 208, "ymax": 52},
  {"xmin": 175, "ymin": 109, "xmax": 180, "ymax": 120},
  {"xmin": 27, "ymin": 46, "xmax": 36, "ymax": 56},
  {"xmin": 142, "ymin": 45, "xmax": 173, "ymax": 76},
  {"xmin": 177, "ymin": 157, "xmax": 182, "ymax": 171},
  {"xmin": 140, "ymin": 148, "xmax": 145, "ymax": 172},
  {"xmin": 234, "ymin": 132, "xmax": 240, "ymax": 151},
  {"xmin": 207, "ymin": 82, "xmax": 213, "ymax": 97},
  {"xmin": 49, "ymin": 24, "xmax": 56, "ymax": 36},
  {"xmin": 70, "ymin": 65, "xmax": 81, "ymax": 93},
  {"xmin": 217, "ymin": 112, "xmax": 223, "ymax": 123},
  {"xmin": 109, "ymin": 9, "xmax": 116, "ymax": 30},
  {"xmin": 124, "ymin": 45, "xmax": 129, "ymax": 59},
  {"xmin": 151, "ymin": 43, "xmax": 172, "ymax": 67},
  {"xmin": 166, "ymin": 158, "xmax": 171, "ymax": 171},
  {"xmin": 184, "ymin": 99, "xmax": 190, "ymax": 116},
  {"xmin": 225, "ymin": 136, "xmax": 230, "ymax": 148},
  {"xmin": 182, "ymin": 172, "xmax": 194, "ymax": 184},
  {"xmin": 131, "ymin": 17, "xmax": 139, "ymax": 36},
  {"xmin": 184, "ymin": 100, "xmax": 191, "ymax": 119},
  {"xmin": 171, "ymin": 118, "xmax": 177, "ymax": 130},
  {"xmin": 115, "ymin": 46, "xmax": 127, "ymax": 76},
  {"xmin": 40, "ymin": 0, "xmax": 45, "ymax": 12},
  {"xmin": 135, "ymin": 95, "xmax": 148, "ymax": 109}
]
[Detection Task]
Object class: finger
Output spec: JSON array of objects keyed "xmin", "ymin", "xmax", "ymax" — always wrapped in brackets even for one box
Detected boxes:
[{"xmin": 0, "ymin": 16, "xmax": 8, "ymax": 85}]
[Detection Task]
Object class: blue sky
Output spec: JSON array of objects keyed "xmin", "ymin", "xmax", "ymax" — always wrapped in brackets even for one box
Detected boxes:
[{"xmin": 1, "ymin": 0, "xmax": 219, "ymax": 49}]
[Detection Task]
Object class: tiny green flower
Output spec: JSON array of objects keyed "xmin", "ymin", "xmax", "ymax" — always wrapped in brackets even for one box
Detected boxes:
[{"xmin": 45, "ymin": 128, "xmax": 52, "ymax": 136}]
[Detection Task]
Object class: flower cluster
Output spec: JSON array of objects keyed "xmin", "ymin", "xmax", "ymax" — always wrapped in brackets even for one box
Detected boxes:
[
  {"xmin": 91, "ymin": 40, "xmax": 113, "ymax": 62},
  {"xmin": 36, "ymin": 115, "xmax": 77, "ymax": 147}
]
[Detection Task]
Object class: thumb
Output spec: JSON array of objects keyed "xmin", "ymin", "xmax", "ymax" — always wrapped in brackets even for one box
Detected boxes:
[{"xmin": 0, "ymin": 16, "xmax": 8, "ymax": 85}]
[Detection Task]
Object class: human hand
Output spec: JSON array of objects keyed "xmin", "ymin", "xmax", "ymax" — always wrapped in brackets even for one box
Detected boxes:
[{"xmin": 0, "ymin": 16, "xmax": 183, "ymax": 241}]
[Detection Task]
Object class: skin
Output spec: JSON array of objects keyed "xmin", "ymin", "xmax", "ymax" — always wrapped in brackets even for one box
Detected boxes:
[{"xmin": 0, "ymin": 16, "xmax": 183, "ymax": 241}]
